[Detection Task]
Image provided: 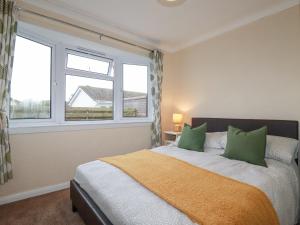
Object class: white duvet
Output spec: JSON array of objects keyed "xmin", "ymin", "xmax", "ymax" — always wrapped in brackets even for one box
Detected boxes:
[{"xmin": 74, "ymin": 146, "xmax": 300, "ymax": 225}]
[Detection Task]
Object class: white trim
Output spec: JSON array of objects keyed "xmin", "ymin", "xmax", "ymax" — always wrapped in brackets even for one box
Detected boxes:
[
  {"xmin": 55, "ymin": 42, "xmax": 67, "ymax": 124},
  {"xmin": 114, "ymin": 58, "xmax": 122, "ymax": 122},
  {"xmin": 0, "ymin": 182, "xmax": 69, "ymax": 206},
  {"xmin": 172, "ymin": 0, "xmax": 300, "ymax": 52},
  {"xmin": 9, "ymin": 121, "xmax": 152, "ymax": 134}
]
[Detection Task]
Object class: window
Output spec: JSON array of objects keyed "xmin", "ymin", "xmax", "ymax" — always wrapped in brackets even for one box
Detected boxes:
[
  {"xmin": 9, "ymin": 25, "xmax": 151, "ymax": 131},
  {"xmin": 10, "ymin": 36, "xmax": 52, "ymax": 120},
  {"xmin": 123, "ymin": 64, "xmax": 148, "ymax": 117},
  {"xmin": 67, "ymin": 52, "xmax": 111, "ymax": 75},
  {"xmin": 65, "ymin": 51, "xmax": 114, "ymax": 121}
]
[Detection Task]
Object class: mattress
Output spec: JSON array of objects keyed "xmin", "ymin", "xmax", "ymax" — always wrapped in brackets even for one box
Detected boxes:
[{"xmin": 74, "ymin": 146, "xmax": 300, "ymax": 225}]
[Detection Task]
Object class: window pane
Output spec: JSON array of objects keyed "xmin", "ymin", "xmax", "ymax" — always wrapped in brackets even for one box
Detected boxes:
[
  {"xmin": 67, "ymin": 53, "xmax": 110, "ymax": 75},
  {"xmin": 10, "ymin": 36, "xmax": 51, "ymax": 119},
  {"xmin": 65, "ymin": 75, "xmax": 113, "ymax": 121},
  {"xmin": 123, "ymin": 64, "xmax": 148, "ymax": 117}
]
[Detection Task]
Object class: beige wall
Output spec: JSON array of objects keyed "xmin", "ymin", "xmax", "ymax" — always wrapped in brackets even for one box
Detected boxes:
[
  {"xmin": 2, "ymin": 3, "xmax": 299, "ymax": 198},
  {"xmin": 0, "ymin": 125, "xmax": 151, "ymax": 197},
  {"xmin": 163, "ymin": 6, "xmax": 300, "ymax": 130},
  {"xmin": 161, "ymin": 53, "xmax": 177, "ymax": 132},
  {"xmin": 0, "ymin": 2, "xmax": 153, "ymax": 198}
]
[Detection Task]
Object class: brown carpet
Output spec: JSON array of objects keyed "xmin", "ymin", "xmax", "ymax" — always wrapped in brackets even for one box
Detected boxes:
[
  {"xmin": 1, "ymin": 189, "xmax": 299, "ymax": 225},
  {"xmin": 0, "ymin": 189, "xmax": 84, "ymax": 225}
]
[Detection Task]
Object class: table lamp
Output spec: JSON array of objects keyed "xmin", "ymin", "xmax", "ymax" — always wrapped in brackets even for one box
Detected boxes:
[{"xmin": 172, "ymin": 113, "xmax": 183, "ymax": 132}]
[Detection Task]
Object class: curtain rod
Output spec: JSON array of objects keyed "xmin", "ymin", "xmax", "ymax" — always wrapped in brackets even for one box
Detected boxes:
[{"xmin": 15, "ymin": 7, "xmax": 153, "ymax": 52}]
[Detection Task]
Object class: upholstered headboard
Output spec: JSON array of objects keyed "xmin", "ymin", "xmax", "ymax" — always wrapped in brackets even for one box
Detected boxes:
[{"xmin": 191, "ymin": 118, "xmax": 299, "ymax": 140}]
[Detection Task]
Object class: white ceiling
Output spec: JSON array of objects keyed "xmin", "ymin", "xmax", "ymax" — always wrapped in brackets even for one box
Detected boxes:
[{"xmin": 23, "ymin": 0, "xmax": 299, "ymax": 52}]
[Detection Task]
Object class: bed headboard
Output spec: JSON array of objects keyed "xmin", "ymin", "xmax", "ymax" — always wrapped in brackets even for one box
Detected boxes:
[{"xmin": 192, "ymin": 118, "xmax": 299, "ymax": 140}]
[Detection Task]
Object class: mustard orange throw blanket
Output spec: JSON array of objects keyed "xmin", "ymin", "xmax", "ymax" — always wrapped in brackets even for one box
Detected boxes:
[{"xmin": 100, "ymin": 150, "xmax": 279, "ymax": 225}]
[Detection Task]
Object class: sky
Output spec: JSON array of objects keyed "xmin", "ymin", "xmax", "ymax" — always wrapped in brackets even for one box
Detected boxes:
[
  {"xmin": 11, "ymin": 36, "xmax": 148, "ymax": 102},
  {"xmin": 11, "ymin": 36, "xmax": 51, "ymax": 102}
]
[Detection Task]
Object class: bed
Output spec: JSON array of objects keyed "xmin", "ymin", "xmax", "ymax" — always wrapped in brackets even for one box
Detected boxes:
[{"xmin": 70, "ymin": 117, "xmax": 300, "ymax": 225}]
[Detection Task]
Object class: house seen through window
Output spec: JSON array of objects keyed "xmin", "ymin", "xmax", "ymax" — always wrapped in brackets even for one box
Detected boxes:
[{"xmin": 65, "ymin": 76, "xmax": 114, "ymax": 121}]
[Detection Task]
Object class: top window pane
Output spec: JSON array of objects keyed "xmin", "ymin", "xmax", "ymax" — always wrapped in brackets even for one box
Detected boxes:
[{"xmin": 67, "ymin": 53, "xmax": 111, "ymax": 75}]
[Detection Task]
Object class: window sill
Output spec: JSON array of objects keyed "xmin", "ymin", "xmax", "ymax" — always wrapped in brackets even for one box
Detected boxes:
[{"xmin": 9, "ymin": 120, "xmax": 152, "ymax": 135}]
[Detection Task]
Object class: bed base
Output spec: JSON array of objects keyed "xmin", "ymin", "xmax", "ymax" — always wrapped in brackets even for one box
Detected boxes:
[{"xmin": 70, "ymin": 180, "xmax": 113, "ymax": 225}]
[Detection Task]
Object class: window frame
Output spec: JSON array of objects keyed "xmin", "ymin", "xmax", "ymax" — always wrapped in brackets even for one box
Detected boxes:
[
  {"xmin": 65, "ymin": 49, "xmax": 114, "ymax": 77},
  {"xmin": 121, "ymin": 62, "xmax": 150, "ymax": 120},
  {"xmin": 9, "ymin": 23, "xmax": 152, "ymax": 133},
  {"xmin": 64, "ymin": 48, "xmax": 115, "ymax": 122},
  {"xmin": 9, "ymin": 30, "xmax": 57, "ymax": 126}
]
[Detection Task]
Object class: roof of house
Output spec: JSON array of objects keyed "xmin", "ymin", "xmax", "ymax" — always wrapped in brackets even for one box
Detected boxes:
[{"xmin": 70, "ymin": 85, "xmax": 146, "ymax": 103}]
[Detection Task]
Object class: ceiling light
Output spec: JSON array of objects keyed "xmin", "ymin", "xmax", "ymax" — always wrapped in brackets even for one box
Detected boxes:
[{"xmin": 158, "ymin": 0, "xmax": 187, "ymax": 7}]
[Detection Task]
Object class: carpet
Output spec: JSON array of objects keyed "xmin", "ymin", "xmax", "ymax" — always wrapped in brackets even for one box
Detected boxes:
[
  {"xmin": 0, "ymin": 189, "xmax": 84, "ymax": 225},
  {"xmin": 1, "ymin": 189, "xmax": 299, "ymax": 225}
]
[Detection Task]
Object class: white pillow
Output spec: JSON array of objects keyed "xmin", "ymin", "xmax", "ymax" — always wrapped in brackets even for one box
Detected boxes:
[
  {"xmin": 174, "ymin": 135, "xmax": 181, "ymax": 146},
  {"xmin": 266, "ymin": 135, "xmax": 299, "ymax": 164},
  {"xmin": 174, "ymin": 132, "xmax": 227, "ymax": 148},
  {"xmin": 204, "ymin": 132, "xmax": 227, "ymax": 149}
]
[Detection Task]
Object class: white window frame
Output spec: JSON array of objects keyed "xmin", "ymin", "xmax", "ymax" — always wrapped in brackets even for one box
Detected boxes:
[
  {"xmin": 9, "ymin": 22, "xmax": 153, "ymax": 134},
  {"xmin": 64, "ymin": 48, "xmax": 115, "ymax": 122},
  {"xmin": 66, "ymin": 49, "xmax": 113, "ymax": 77},
  {"xmin": 9, "ymin": 30, "xmax": 57, "ymax": 127},
  {"xmin": 120, "ymin": 61, "xmax": 152, "ymax": 122}
]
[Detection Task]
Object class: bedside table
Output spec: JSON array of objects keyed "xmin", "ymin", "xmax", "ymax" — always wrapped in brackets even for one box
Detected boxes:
[{"xmin": 164, "ymin": 131, "xmax": 182, "ymax": 145}]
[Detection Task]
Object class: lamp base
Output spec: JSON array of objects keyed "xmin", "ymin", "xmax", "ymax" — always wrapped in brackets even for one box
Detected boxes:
[{"xmin": 174, "ymin": 124, "xmax": 182, "ymax": 132}]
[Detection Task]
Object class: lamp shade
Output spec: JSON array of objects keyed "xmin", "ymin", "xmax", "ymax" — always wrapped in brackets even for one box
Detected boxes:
[{"xmin": 172, "ymin": 113, "xmax": 183, "ymax": 124}]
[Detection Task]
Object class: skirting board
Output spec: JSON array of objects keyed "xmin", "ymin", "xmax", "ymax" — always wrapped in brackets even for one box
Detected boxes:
[{"xmin": 0, "ymin": 181, "xmax": 70, "ymax": 206}]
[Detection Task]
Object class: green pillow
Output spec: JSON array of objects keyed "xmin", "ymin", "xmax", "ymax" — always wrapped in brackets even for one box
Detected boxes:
[
  {"xmin": 222, "ymin": 126, "xmax": 267, "ymax": 167},
  {"xmin": 178, "ymin": 123, "xmax": 207, "ymax": 151}
]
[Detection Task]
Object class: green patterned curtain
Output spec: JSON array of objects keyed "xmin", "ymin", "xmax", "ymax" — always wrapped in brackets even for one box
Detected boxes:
[
  {"xmin": 0, "ymin": 0, "xmax": 17, "ymax": 184},
  {"xmin": 150, "ymin": 50, "xmax": 163, "ymax": 147}
]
